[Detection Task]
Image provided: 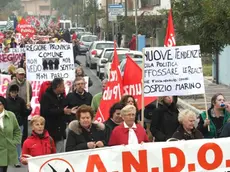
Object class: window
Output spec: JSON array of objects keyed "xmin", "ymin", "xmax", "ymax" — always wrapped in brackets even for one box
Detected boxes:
[
  {"xmin": 40, "ymin": 6, "xmax": 50, "ymax": 11},
  {"xmin": 152, "ymin": 0, "xmax": 160, "ymax": 6},
  {"xmin": 96, "ymin": 43, "xmax": 114, "ymax": 50},
  {"xmin": 82, "ymin": 36, "xmax": 98, "ymax": 42}
]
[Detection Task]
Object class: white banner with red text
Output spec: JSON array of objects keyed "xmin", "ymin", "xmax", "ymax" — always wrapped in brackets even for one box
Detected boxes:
[{"xmin": 28, "ymin": 138, "xmax": 230, "ymax": 172}]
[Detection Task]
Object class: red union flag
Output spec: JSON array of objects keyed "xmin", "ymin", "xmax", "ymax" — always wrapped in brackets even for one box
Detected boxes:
[
  {"xmin": 164, "ymin": 9, "xmax": 176, "ymax": 47},
  {"xmin": 95, "ymin": 41, "xmax": 123, "ymax": 122},
  {"xmin": 16, "ymin": 18, "xmax": 36, "ymax": 38},
  {"xmin": 123, "ymin": 56, "xmax": 157, "ymax": 109}
]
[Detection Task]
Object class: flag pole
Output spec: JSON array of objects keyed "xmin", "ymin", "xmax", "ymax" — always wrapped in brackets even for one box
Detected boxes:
[{"xmin": 141, "ymin": 48, "xmax": 145, "ymax": 127}]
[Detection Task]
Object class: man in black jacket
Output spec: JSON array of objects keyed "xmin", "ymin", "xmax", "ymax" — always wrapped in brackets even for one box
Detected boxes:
[
  {"xmin": 40, "ymin": 78, "xmax": 73, "ymax": 153},
  {"xmin": 65, "ymin": 77, "xmax": 93, "ymax": 122}
]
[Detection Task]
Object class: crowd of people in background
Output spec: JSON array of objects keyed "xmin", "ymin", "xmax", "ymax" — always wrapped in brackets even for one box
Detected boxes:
[{"xmin": 1, "ymin": 27, "xmax": 230, "ymax": 172}]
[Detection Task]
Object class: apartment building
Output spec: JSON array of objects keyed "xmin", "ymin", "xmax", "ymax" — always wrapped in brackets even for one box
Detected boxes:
[
  {"xmin": 21, "ymin": 0, "xmax": 52, "ymax": 16},
  {"xmin": 99, "ymin": 0, "xmax": 171, "ymax": 15}
]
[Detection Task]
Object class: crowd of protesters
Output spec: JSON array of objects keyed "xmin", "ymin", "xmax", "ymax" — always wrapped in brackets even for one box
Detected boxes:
[{"xmin": 1, "ymin": 28, "xmax": 230, "ymax": 172}]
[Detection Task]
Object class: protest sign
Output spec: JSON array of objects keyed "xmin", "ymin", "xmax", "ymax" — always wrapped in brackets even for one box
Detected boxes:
[
  {"xmin": 0, "ymin": 52, "xmax": 24, "ymax": 70},
  {"xmin": 25, "ymin": 43, "xmax": 75, "ymax": 81},
  {"xmin": 0, "ymin": 74, "xmax": 89, "ymax": 116},
  {"xmin": 0, "ymin": 74, "xmax": 11, "ymax": 97},
  {"xmin": 28, "ymin": 138, "xmax": 230, "ymax": 172},
  {"xmin": 9, "ymin": 48, "xmax": 26, "ymax": 53},
  {"xmin": 143, "ymin": 45, "xmax": 205, "ymax": 97}
]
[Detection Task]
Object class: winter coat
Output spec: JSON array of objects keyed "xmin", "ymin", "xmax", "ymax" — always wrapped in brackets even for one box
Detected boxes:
[
  {"xmin": 6, "ymin": 95, "xmax": 31, "ymax": 126},
  {"xmin": 172, "ymin": 125, "xmax": 203, "ymax": 140},
  {"xmin": 21, "ymin": 130, "xmax": 56, "ymax": 164},
  {"xmin": 6, "ymin": 79, "xmax": 32, "ymax": 102},
  {"xmin": 128, "ymin": 36, "xmax": 136, "ymax": 50},
  {"xmin": 40, "ymin": 87, "xmax": 67, "ymax": 141},
  {"xmin": 109, "ymin": 122, "xmax": 149, "ymax": 146},
  {"xmin": 38, "ymin": 81, "xmax": 51, "ymax": 103},
  {"xmin": 197, "ymin": 108, "xmax": 230, "ymax": 138},
  {"xmin": 65, "ymin": 91, "xmax": 93, "ymax": 122},
  {"xmin": 66, "ymin": 120, "xmax": 106, "ymax": 151},
  {"xmin": 220, "ymin": 122, "xmax": 230, "ymax": 137},
  {"xmin": 0, "ymin": 110, "xmax": 21, "ymax": 166},
  {"xmin": 150, "ymin": 102, "xmax": 179, "ymax": 141},
  {"xmin": 104, "ymin": 118, "xmax": 119, "ymax": 144}
]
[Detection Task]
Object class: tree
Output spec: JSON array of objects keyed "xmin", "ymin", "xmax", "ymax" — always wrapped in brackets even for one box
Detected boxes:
[
  {"xmin": 0, "ymin": 0, "xmax": 14, "ymax": 9},
  {"xmin": 173, "ymin": 0, "xmax": 230, "ymax": 83},
  {"xmin": 173, "ymin": 0, "xmax": 230, "ymax": 54}
]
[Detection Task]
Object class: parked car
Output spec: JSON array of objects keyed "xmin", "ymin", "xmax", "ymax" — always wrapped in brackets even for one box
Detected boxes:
[
  {"xmin": 79, "ymin": 35, "xmax": 98, "ymax": 54},
  {"xmin": 120, "ymin": 58, "xmax": 143, "ymax": 76},
  {"xmin": 104, "ymin": 50, "xmax": 144, "ymax": 79},
  {"xmin": 96, "ymin": 48, "xmax": 129, "ymax": 79},
  {"xmin": 85, "ymin": 41, "xmax": 116, "ymax": 69},
  {"xmin": 77, "ymin": 32, "xmax": 92, "ymax": 39},
  {"xmin": 76, "ymin": 27, "xmax": 86, "ymax": 32}
]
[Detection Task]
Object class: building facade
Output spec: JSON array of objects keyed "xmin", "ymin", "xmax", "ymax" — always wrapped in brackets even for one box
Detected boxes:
[{"xmin": 21, "ymin": 0, "xmax": 52, "ymax": 16}]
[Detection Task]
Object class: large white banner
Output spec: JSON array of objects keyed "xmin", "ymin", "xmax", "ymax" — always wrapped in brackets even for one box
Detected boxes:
[
  {"xmin": 28, "ymin": 138, "xmax": 230, "ymax": 172},
  {"xmin": 143, "ymin": 45, "xmax": 205, "ymax": 96},
  {"xmin": 25, "ymin": 43, "xmax": 75, "ymax": 81}
]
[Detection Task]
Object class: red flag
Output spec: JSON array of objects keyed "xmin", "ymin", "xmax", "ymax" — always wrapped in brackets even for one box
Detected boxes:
[
  {"xmin": 123, "ymin": 56, "xmax": 157, "ymax": 109},
  {"xmin": 16, "ymin": 18, "xmax": 36, "ymax": 38},
  {"xmin": 164, "ymin": 9, "xmax": 176, "ymax": 47},
  {"xmin": 95, "ymin": 41, "xmax": 123, "ymax": 122}
]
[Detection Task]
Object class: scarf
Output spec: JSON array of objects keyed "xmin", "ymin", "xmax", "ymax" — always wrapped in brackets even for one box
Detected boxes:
[
  {"xmin": 34, "ymin": 131, "xmax": 45, "ymax": 139},
  {"xmin": 0, "ymin": 110, "xmax": 5, "ymax": 129}
]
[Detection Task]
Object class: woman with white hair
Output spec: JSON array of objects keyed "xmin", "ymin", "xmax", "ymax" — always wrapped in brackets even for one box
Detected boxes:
[
  {"xmin": 172, "ymin": 110, "xmax": 203, "ymax": 140},
  {"xmin": 108, "ymin": 105, "xmax": 148, "ymax": 146}
]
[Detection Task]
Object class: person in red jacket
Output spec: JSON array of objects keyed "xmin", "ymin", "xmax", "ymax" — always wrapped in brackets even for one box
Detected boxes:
[
  {"xmin": 38, "ymin": 81, "xmax": 51, "ymax": 103},
  {"xmin": 108, "ymin": 105, "xmax": 149, "ymax": 146},
  {"xmin": 128, "ymin": 34, "xmax": 136, "ymax": 50},
  {"xmin": 20, "ymin": 115, "xmax": 56, "ymax": 165},
  {"xmin": 38, "ymin": 81, "xmax": 67, "ymax": 103}
]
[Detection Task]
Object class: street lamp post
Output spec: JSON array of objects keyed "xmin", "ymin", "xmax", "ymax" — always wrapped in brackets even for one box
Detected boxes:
[{"xmin": 135, "ymin": 0, "xmax": 138, "ymax": 50}]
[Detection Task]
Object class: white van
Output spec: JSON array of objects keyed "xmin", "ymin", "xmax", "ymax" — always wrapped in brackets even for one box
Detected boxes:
[
  {"xmin": 0, "ymin": 21, "xmax": 7, "ymax": 31},
  {"xmin": 59, "ymin": 20, "xmax": 72, "ymax": 30}
]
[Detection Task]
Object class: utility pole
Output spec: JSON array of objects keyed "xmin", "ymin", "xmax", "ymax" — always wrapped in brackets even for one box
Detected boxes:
[
  {"xmin": 106, "ymin": 0, "xmax": 109, "ymax": 40},
  {"xmin": 135, "ymin": 0, "xmax": 138, "ymax": 50},
  {"xmin": 94, "ymin": 0, "xmax": 97, "ymax": 34}
]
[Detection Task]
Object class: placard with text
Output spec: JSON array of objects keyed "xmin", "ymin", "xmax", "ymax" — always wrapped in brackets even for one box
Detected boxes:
[
  {"xmin": 28, "ymin": 138, "xmax": 230, "ymax": 172},
  {"xmin": 143, "ymin": 45, "xmax": 205, "ymax": 96},
  {"xmin": 25, "ymin": 43, "xmax": 75, "ymax": 81}
]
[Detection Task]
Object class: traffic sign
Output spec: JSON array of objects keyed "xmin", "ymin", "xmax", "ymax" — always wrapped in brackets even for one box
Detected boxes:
[{"xmin": 108, "ymin": 4, "xmax": 124, "ymax": 16}]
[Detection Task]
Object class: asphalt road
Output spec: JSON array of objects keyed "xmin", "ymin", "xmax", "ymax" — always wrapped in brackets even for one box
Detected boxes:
[{"xmin": 8, "ymin": 55, "xmax": 101, "ymax": 172}]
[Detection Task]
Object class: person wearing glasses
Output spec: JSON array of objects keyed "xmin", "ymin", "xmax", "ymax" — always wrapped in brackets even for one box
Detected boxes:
[
  {"xmin": 65, "ymin": 77, "xmax": 93, "ymax": 123},
  {"xmin": 108, "ymin": 105, "xmax": 149, "ymax": 146}
]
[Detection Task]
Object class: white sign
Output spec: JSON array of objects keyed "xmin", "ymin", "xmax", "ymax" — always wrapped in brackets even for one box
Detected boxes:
[
  {"xmin": 9, "ymin": 48, "xmax": 26, "ymax": 53},
  {"xmin": 143, "ymin": 45, "xmax": 205, "ymax": 96},
  {"xmin": 0, "ymin": 52, "xmax": 24, "ymax": 71},
  {"xmin": 25, "ymin": 43, "xmax": 75, "ymax": 81},
  {"xmin": 28, "ymin": 138, "xmax": 230, "ymax": 172}
]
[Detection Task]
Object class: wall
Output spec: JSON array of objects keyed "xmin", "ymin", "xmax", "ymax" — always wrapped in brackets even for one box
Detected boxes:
[
  {"xmin": 214, "ymin": 46, "xmax": 230, "ymax": 86},
  {"xmin": 21, "ymin": 0, "xmax": 51, "ymax": 16}
]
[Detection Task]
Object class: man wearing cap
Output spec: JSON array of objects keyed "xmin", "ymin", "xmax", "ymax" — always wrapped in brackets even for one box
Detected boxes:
[{"xmin": 6, "ymin": 68, "xmax": 32, "ymax": 144}]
